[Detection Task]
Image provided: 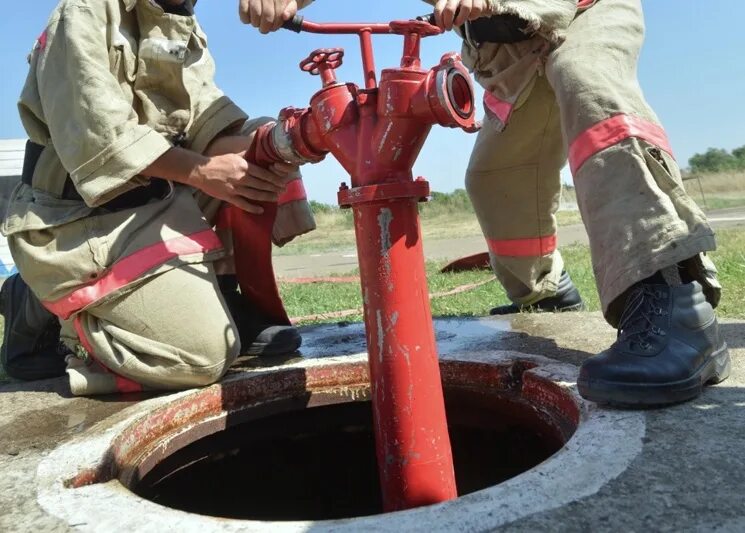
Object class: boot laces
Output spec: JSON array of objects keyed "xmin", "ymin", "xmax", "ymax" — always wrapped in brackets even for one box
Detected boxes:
[{"xmin": 617, "ymin": 286, "xmax": 667, "ymax": 351}]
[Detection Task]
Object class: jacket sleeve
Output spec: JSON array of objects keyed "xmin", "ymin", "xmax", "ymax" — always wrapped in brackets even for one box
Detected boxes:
[
  {"xmin": 492, "ymin": 0, "xmax": 576, "ymax": 43},
  {"xmin": 186, "ymin": 21, "xmax": 249, "ymax": 155},
  {"xmin": 30, "ymin": 4, "xmax": 172, "ymax": 207},
  {"xmin": 418, "ymin": 0, "xmax": 577, "ymax": 43},
  {"xmin": 187, "ymin": 3, "xmax": 317, "ymax": 154}
]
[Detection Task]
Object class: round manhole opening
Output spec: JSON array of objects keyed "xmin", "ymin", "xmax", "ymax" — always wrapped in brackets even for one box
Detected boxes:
[
  {"xmin": 132, "ymin": 388, "xmax": 567, "ymax": 521},
  {"xmin": 42, "ymin": 352, "xmax": 645, "ymax": 532},
  {"xmin": 64, "ymin": 360, "xmax": 580, "ymax": 523},
  {"xmin": 93, "ymin": 362, "xmax": 579, "ymax": 521}
]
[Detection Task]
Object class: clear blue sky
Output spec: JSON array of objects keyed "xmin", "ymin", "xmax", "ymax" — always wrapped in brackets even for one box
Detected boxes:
[{"xmin": 1, "ymin": 1, "xmax": 744, "ymax": 204}]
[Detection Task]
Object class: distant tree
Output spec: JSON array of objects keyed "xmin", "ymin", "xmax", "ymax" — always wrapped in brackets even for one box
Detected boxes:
[
  {"xmin": 308, "ymin": 199, "xmax": 336, "ymax": 214},
  {"xmin": 688, "ymin": 148, "xmax": 738, "ymax": 173},
  {"xmin": 732, "ymin": 145, "xmax": 745, "ymax": 169}
]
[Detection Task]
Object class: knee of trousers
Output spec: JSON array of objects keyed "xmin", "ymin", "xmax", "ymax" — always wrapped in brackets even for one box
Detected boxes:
[
  {"xmin": 546, "ymin": 42, "xmax": 653, "ymax": 143},
  {"xmin": 171, "ymin": 324, "xmax": 241, "ymax": 387}
]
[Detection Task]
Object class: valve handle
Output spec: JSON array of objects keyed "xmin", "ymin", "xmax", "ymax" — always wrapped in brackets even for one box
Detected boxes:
[
  {"xmin": 389, "ymin": 20, "xmax": 443, "ymax": 37},
  {"xmin": 282, "ymin": 14, "xmax": 304, "ymax": 33},
  {"xmin": 299, "ymin": 48, "xmax": 345, "ymax": 76}
]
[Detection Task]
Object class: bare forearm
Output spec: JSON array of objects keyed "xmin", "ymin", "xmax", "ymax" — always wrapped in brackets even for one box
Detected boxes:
[
  {"xmin": 141, "ymin": 147, "xmax": 208, "ymax": 187},
  {"xmin": 140, "ymin": 140, "xmax": 294, "ymax": 215}
]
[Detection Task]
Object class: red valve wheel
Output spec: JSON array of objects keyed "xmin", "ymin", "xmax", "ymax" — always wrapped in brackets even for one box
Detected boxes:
[{"xmin": 299, "ymin": 48, "xmax": 345, "ymax": 75}]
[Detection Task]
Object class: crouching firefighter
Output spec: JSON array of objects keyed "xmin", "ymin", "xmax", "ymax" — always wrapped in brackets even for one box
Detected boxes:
[
  {"xmin": 0, "ymin": 0, "xmax": 315, "ymax": 395},
  {"xmin": 423, "ymin": 0, "xmax": 731, "ymax": 406}
]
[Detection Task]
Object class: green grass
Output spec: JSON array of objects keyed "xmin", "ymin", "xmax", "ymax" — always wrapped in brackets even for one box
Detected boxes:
[
  {"xmin": 277, "ymin": 188, "xmax": 583, "ymax": 256},
  {"xmin": 280, "ymin": 228, "xmax": 745, "ymax": 324},
  {"xmin": 1, "ymin": 230, "xmax": 742, "ymax": 380},
  {"xmin": 699, "ymin": 195, "xmax": 745, "ymax": 211},
  {"xmin": 683, "ymin": 170, "xmax": 745, "ymax": 211}
]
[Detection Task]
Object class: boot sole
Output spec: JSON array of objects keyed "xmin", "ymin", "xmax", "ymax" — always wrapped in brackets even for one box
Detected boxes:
[
  {"xmin": 244, "ymin": 331, "xmax": 302, "ymax": 357},
  {"xmin": 577, "ymin": 344, "xmax": 731, "ymax": 408}
]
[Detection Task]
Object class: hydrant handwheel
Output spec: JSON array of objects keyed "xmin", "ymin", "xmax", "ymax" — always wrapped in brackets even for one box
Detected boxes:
[{"xmin": 300, "ymin": 48, "xmax": 345, "ymax": 76}]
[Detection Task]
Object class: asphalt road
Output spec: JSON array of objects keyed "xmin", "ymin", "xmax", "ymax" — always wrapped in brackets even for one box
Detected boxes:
[{"xmin": 274, "ymin": 207, "xmax": 745, "ymax": 277}]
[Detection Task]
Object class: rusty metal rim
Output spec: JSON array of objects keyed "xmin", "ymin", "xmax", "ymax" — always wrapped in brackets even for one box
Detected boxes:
[
  {"xmin": 37, "ymin": 353, "xmax": 646, "ymax": 532},
  {"xmin": 67, "ymin": 359, "xmax": 579, "ymax": 491}
]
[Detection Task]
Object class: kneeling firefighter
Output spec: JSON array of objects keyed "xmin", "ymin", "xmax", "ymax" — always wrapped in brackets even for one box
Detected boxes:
[{"xmin": 1, "ymin": 0, "xmax": 316, "ymax": 395}]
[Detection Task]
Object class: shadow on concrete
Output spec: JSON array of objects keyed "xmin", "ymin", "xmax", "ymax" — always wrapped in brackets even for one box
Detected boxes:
[
  {"xmin": 721, "ymin": 322, "xmax": 745, "ymax": 349},
  {"xmin": 0, "ymin": 374, "xmax": 162, "ymax": 403},
  {"xmin": 0, "ymin": 376, "xmax": 72, "ymax": 397}
]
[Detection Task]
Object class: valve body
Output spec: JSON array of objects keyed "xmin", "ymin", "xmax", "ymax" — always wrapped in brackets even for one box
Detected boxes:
[{"xmin": 247, "ymin": 20, "xmax": 480, "ymax": 511}]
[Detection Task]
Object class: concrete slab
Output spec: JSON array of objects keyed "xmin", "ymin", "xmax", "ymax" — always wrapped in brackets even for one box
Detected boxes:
[{"xmin": 0, "ymin": 312, "xmax": 743, "ymax": 531}]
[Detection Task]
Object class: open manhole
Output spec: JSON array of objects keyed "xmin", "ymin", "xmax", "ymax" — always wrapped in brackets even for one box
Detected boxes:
[{"xmin": 65, "ymin": 359, "xmax": 579, "ymax": 522}]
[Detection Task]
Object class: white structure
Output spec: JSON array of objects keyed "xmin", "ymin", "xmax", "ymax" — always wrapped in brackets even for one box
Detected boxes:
[{"xmin": 0, "ymin": 139, "xmax": 24, "ymax": 277}]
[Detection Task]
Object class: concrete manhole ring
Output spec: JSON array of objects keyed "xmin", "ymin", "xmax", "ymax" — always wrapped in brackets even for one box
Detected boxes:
[{"xmin": 37, "ymin": 351, "xmax": 645, "ymax": 531}]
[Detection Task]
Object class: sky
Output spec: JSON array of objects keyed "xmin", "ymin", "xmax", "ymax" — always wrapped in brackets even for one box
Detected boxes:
[{"xmin": 1, "ymin": 1, "xmax": 744, "ymax": 204}]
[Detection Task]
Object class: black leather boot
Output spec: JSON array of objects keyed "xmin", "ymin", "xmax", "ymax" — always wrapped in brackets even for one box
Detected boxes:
[
  {"xmin": 218, "ymin": 276, "xmax": 301, "ymax": 356},
  {"xmin": 577, "ymin": 281, "xmax": 730, "ymax": 407},
  {"xmin": 490, "ymin": 270, "xmax": 585, "ymax": 315},
  {"xmin": 0, "ymin": 274, "xmax": 69, "ymax": 380}
]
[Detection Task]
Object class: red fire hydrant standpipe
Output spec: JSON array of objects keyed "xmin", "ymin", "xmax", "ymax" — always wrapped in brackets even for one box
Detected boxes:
[{"xmin": 245, "ymin": 17, "xmax": 480, "ymax": 511}]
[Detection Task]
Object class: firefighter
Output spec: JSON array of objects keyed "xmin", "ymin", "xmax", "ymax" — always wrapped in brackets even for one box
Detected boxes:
[
  {"xmin": 243, "ymin": 0, "xmax": 731, "ymax": 407},
  {"xmin": 0, "ymin": 0, "xmax": 312, "ymax": 395}
]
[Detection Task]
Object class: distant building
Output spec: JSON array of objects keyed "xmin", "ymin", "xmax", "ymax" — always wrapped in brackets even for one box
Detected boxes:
[{"xmin": 0, "ymin": 139, "xmax": 24, "ymax": 277}]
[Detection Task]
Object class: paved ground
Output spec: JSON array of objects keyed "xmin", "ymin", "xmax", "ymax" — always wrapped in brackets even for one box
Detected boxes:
[
  {"xmin": 274, "ymin": 207, "xmax": 745, "ymax": 277},
  {"xmin": 1, "ymin": 312, "xmax": 743, "ymax": 531}
]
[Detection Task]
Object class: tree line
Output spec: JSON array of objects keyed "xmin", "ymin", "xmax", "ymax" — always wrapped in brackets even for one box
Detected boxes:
[{"xmin": 688, "ymin": 145, "xmax": 745, "ymax": 174}]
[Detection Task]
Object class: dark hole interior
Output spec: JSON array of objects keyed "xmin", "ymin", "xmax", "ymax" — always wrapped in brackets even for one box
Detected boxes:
[{"xmin": 132, "ymin": 389, "xmax": 566, "ymax": 521}]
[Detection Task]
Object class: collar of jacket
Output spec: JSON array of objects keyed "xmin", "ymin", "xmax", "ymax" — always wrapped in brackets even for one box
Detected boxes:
[{"xmin": 121, "ymin": 0, "xmax": 197, "ymax": 13}]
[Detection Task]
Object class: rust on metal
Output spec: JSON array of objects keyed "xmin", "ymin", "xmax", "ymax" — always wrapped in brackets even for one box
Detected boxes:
[{"xmin": 65, "ymin": 359, "xmax": 580, "ymax": 500}]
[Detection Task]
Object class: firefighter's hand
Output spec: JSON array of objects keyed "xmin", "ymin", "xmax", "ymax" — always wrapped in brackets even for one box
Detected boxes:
[
  {"xmin": 433, "ymin": 0, "xmax": 489, "ymax": 31},
  {"xmin": 240, "ymin": 0, "xmax": 298, "ymax": 33},
  {"xmin": 193, "ymin": 153, "xmax": 289, "ymax": 214}
]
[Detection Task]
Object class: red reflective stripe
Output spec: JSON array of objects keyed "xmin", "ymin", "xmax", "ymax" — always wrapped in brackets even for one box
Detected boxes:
[
  {"xmin": 278, "ymin": 178, "xmax": 307, "ymax": 205},
  {"xmin": 73, "ymin": 315, "xmax": 143, "ymax": 394},
  {"xmin": 483, "ymin": 92, "xmax": 513, "ymax": 124},
  {"xmin": 568, "ymin": 114, "xmax": 674, "ymax": 175},
  {"xmin": 44, "ymin": 229, "xmax": 223, "ymax": 320},
  {"xmin": 487, "ymin": 235, "xmax": 557, "ymax": 257}
]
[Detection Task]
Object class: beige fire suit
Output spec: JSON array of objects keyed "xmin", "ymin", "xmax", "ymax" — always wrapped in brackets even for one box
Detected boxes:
[
  {"xmin": 426, "ymin": 0, "xmax": 720, "ymax": 324},
  {"xmin": 3, "ymin": 0, "xmax": 312, "ymax": 395}
]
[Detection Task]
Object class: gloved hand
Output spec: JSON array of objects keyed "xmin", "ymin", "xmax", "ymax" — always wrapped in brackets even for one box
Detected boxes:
[{"xmin": 239, "ymin": 0, "xmax": 312, "ymax": 33}]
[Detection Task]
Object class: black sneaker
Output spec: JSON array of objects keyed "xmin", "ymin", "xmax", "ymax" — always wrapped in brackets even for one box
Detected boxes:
[
  {"xmin": 490, "ymin": 270, "xmax": 585, "ymax": 315},
  {"xmin": 0, "ymin": 274, "xmax": 69, "ymax": 380},
  {"xmin": 222, "ymin": 291, "xmax": 302, "ymax": 356},
  {"xmin": 577, "ymin": 281, "xmax": 730, "ymax": 407}
]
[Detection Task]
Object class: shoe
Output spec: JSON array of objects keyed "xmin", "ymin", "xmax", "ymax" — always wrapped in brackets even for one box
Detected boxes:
[
  {"xmin": 0, "ymin": 274, "xmax": 69, "ymax": 380},
  {"xmin": 222, "ymin": 291, "xmax": 302, "ymax": 356},
  {"xmin": 577, "ymin": 281, "xmax": 730, "ymax": 407},
  {"xmin": 490, "ymin": 271, "xmax": 585, "ymax": 315}
]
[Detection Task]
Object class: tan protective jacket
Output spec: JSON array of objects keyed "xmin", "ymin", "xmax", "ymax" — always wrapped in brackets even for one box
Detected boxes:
[
  {"xmin": 4, "ymin": 0, "xmax": 246, "ymax": 309},
  {"xmin": 421, "ymin": 0, "xmax": 595, "ymax": 131}
]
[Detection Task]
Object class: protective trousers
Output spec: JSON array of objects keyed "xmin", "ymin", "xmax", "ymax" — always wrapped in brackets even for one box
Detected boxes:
[
  {"xmin": 60, "ymin": 191, "xmax": 240, "ymax": 396},
  {"xmin": 466, "ymin": 0, "xmax": 719, "ymax": 325}
]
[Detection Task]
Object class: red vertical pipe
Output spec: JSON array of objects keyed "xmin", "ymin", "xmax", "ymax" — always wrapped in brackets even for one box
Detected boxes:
[
  {"xmin": 358, "ymin": 29, "xmax": 377, "ymax": 89},
  {"xmin": 352, "ymin": 195, "xmax": 457, "ymax": 511}
]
